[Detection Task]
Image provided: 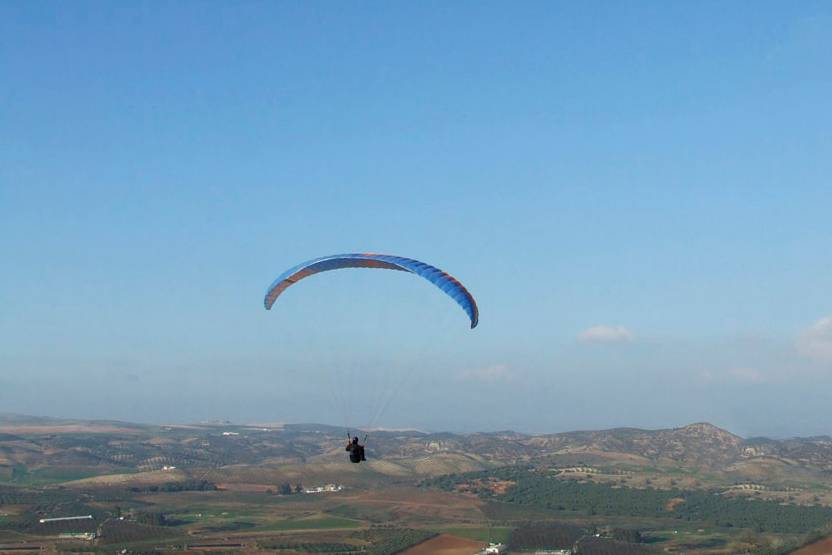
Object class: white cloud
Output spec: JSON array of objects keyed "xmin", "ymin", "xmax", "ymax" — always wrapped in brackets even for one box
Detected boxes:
[
  {"xmin": 578, "ymin": 325, "xmax": 634, "ymax": 343},
  {"xmin": 798, "ymin": 316, "xmax": 832, "ymax": 363},
  {"xmin": 458, "ymin": 364, "xmax": 514, "ymax": 383}
]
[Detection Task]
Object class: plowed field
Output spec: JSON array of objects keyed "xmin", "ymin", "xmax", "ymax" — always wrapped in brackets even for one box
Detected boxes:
[{"xmin": 400, "ymin": 533, "xmax": 484, "ymax": 554}]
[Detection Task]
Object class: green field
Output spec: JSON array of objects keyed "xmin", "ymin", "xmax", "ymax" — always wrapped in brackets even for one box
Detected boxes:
[
  {"xmin": 1, "ymin": 466, "xmax": 108, "ymax": 486},
  {"xmin": 257, "ymin": 516, "xmax": 363, "ymax": 531}
]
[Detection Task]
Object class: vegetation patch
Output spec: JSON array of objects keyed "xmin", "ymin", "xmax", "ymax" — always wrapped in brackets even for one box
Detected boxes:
[
  {"xmin": 509, "ymin": 523, "xmax": 585, "ymax": 551},
  {"xmin": 98, "ymin": 518, "xmax": 180, "ymax": 545},
  {"xmin": 439, "ymin": 526, "xmax": 513, "ymax": 543},
  {"xmin": 351, "ymin": 528, "xmax": 437, "ymax": 554},
  {"xmin": 202, "ymin": 519, "xmax": 257, "ymax": 532},
  {"xmin": 425, "ymin": 469, "xmax": 832, "ymax": 534},
  {"xmin": 257, "ymin": 540, "xmax": 362, "ymax": 552},
  {"xmin": 577, "ymin": 537, "xmax": 660, "ymax": 555},
  {"xmin": 259, "ymin": 516, "xmax": 363, "ymax": 531}
]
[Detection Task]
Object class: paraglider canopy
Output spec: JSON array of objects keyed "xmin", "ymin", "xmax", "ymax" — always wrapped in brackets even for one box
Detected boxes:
[{"xmin": 264, "ymin": 253, "xmax": 478, "ymax": 328}]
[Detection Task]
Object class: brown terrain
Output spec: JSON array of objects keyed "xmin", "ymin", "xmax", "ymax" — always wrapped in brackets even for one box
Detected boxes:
[
  {"xmin": 400, "ymin": 534, "xmax": 485, "ymax": 555},
  {"xmin": 3, "ymin": 414, "xmax": 832, "ymax": 554},
  {"xmin": 664, "ymin": 497, "xmax": 686, "ymax": 511},
  {"xmin": 793, "ymin": 538, "xmax": 832, "ymax": 555}
]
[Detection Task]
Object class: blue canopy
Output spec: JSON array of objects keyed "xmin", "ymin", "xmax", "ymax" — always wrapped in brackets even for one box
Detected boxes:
[{"xmin": 264, "ymin": 253, "xmax": 479, "ymax": 328}]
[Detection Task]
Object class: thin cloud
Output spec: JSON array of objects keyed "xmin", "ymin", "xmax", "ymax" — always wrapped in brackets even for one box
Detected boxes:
[
  {"xmin": 797, "ymin": 316, "xmax": 832, "ymax": 363},
  {"xmin": 578, "ymin": 325, "xmax": 634, "ymax": 343}
]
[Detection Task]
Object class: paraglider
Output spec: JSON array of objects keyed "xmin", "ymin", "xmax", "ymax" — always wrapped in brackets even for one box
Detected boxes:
[
  {"xmin": 264, "ymin": 253, "xmax": 479, "ymax": 463},
  {"xmin": 264, "ymin": 253, "xmax": 478, "ymax": 328},
  {"xmin": 345, "ymin": 435, "xmax": 366, "ymax": 463}
]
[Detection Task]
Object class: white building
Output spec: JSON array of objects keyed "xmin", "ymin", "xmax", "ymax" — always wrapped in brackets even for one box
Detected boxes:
[
  {"xmin": 39, "ymin": 515, "xmax": 93, "ymax": 524},
  {"xmin": 303, "ymin": 483, "xmax": 343, "ymax": 494},
  {"xmin": 477, "ymin": 543, "xmax": 508, "ymax": 554},
  {"xmin": 59, "ymin": 532, "xmax": 96, "ymax": 541}
]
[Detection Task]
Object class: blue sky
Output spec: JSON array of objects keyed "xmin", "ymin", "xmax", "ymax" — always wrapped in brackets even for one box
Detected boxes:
[{"xmin": 2, "ymin": 2, "xmax": 831, "ymax": 436}]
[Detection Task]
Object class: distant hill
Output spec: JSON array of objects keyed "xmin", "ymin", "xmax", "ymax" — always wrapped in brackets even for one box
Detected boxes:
[{"xmin": 2, "ymin": 415, "xmax": 832, "ymax": 492}]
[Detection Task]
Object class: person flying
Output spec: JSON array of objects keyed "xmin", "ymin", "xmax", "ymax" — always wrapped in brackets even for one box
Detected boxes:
[
  {"xmin": 263, "ymin": 254, "xmax": 478, "ymax": 465},
  {"xmin": 345, "ymin": 436, "xmax": 366, "ymax": 463}
]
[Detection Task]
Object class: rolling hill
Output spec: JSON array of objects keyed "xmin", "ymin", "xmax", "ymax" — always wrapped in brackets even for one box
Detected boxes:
[{"xmin": 2, "ymin": 414, "xmax": 832, "ymax": 495}]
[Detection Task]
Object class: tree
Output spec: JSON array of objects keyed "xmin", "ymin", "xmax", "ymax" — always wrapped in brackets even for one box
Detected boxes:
[
  {"xmin": 137, "ymin": 512, "xmax": 167, "ymax": 526},
  {"xmin": 612, "ymin": 528, "xmax": 643, "ymax": 543}
]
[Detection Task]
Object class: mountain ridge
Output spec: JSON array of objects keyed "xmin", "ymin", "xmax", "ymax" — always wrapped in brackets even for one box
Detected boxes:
[
  {"xmin": 3, "ymin": 414, "xmax": 832, "ymax": 476},
  {"xmin": 0, "ymin": 413, "xmax": 791, "ymax": 441}
]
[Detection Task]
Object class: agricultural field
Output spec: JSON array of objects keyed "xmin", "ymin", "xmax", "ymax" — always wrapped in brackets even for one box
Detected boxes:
[{"xmin": 398, "ymin": 534, "xmax": 483, "ymax": 554}]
